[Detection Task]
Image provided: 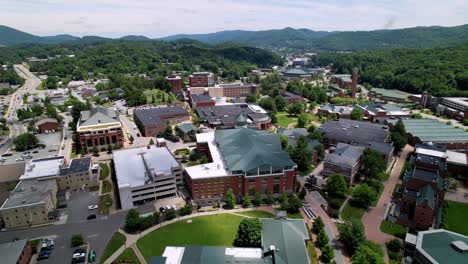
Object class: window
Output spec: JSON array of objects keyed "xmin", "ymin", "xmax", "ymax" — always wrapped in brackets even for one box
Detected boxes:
[
  {"xmin": 249, "ymin": 178, "xmax": 255, "ymax": 183},
  {"xmin": 273, "ymin": 184, "xmax": 280, "ymax": 194}
]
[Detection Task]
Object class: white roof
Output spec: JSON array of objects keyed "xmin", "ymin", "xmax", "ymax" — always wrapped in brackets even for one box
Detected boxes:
[
  {"xmin": 185, "ymin": 132, "xmax": 229, "ymax": 179},
  {"xmin": 20, "ymin": 156, "xmax": 65, "ymax": 180},
  {"xmin": 415, "ymin": 148, "xmax": 447, "ymax": 158},
  {"xmin": 248, "ymin": 104, "xmax": 267, "ymax": 114},
  {"xmin": 113, "ymin": 146, "xmax": 180, "ymax": 188},
  {"xmin": 405, "ymin": 233, "xmax": 417, "ymax": 245},
  {"xmin": 446, "ymin": 150, "xmax": 467, "ymax": 166},
  {"xmin": 225, "ymin": 247, "xmax": 262, "ymax": 258},
  {"xmin": 162, "ymin": 247, "xmax": 185, "ymax": 264}
]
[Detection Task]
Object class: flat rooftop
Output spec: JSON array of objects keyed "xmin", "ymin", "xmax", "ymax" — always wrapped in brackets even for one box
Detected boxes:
[
  {"xmin": 417, "ymin": 229, "xmax": 468, "ymax": 264},
  {"xmin": 442, "ymin": 97, "xmax": 468, "ymax": 108},
  {"xmin": 20, "ymin": 156, "xmax": 65, "ymax": 180},
  {"xmin": 1, "ymin": 179, "xmax": 56, "ymax": 210},
  {"xmin": 401, "ymin": 119, "xmax": 468, "ymax": 143},
  {"xmin": 113, "ymin": 146, "xmax": 180, "ymax": 188},
  {"xmin": 160, "ymin": 246, "xmax": 267, "ymax": 264},
  {"xmin": 319, "ymin": 119, "xmax": 390, "ymax": 144},
  {"xmin": 370, "ymin": 87, "xmax": 411, "ymax": 100}
]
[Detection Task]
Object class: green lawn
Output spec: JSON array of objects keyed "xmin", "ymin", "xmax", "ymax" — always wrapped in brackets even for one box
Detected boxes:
[
  {"xmin": 276, "ymin": 112, "xmax": 297, "ymax": 128},
  {"xmin": 137, "ymin": 214, "xmax": 244, "ymax": 261},
  {"xmin": 307, "ymin": 238, "xmax": 319, "ymax": 264},
  {"xmin": 380, "ymin": 220, "xmax": 408, "ymax": 239},
  {"xmin": 101, "ymin": 181, "xmax": 112, "ymax": 194},
  {"xmin": 236, "ymin": 210, "xmax": 274, "ymax": 218},
  {"xmin": 99, "ymin": 194, "xmax": 113, "ymax": 215},
  {"xmin": 287, "ymin": 212, "xmax": 304, "ymax": 219},
  {"xmin": 341, "ymin": 201, "xmax": 365, "ymax": 222},
  {"xmin": 100, "ymin": 232, "xmax": 126, "ymax": 264},
  {"xmin": 143, "ymin": 89, "xmax": 175, "ymax": 105},
  {"xmin": 114, "ymin": 248, "xmax": 141, "ymax": 264},
  {"xmin": 99, "ymin": 163, "xmax": 109, "ymax": 180},
  {"xmin": 442, "ymin": 201, "xmax": 468, "ymax": 236},
  {"xmin": 174, "ymin": 148, "xmax": 190, "ymax": 155}
]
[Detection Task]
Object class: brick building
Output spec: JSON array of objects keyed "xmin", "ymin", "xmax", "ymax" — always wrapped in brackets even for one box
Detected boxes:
[
  {"xmin": 165, "ymin": 74, "xmax": 183, "ymax": 93},
  {"xmin": 34, "ymin": 118, "xmax": 59, "ymax": 134},
  {"xmin": 318, "ymin": 103, "xmax": 410, "ymax": 123},
  {"xmin": 189, "ymin": 72, "xmax": 214, "ymax": 87},
  {"xmin": 323, "ymin": 143, "xmax": 364, "ymax": 183},
  {"xmin": 396, "ymin": 146, "xmax": 448, "ymax": 230},
  {"xmin": 0, "ymin": 239, "xmax": 32, "ymax": 264},
  {"xmin": 184, "ymin": 128, "xmax": 297, "ymax": 206},
  {"xmin": 189, "ymin": 94, "xmax": 216, "ymax": 108},
  {"xmin": 76, "ymin": 107, "xmax": 123, "ymax": 152},
  {"xmin": 134, "ymin": 106, "xmax": 190, "ymax": 137},
  {"xmin": 196, "ymin": 104, "xmax": 271, "ymax": 130},
  {"xmin": 280, "ymin": 90, "xmax": 305, "ymax": 103},
  {"xmin": 188, "ymin": 83, "xmax": 258, "ymax": 98}
]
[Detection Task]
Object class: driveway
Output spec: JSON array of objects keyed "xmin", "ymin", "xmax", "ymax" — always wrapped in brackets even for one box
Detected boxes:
[{"xmin": 361, "ymin": 145, "xmax": 413, "ymax": 262}]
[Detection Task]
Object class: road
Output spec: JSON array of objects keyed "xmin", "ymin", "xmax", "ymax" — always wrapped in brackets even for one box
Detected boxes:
[
  {"xmin": 361, "ymin": 145, "xmax": 413, "ymax": 262},
  {"xmin": 58, "ymin": 113, "xmax": 73, "ymax": 161},
  {"xmin": 0, "ymin": 65, "xmax": 40, "ymax": 154}
]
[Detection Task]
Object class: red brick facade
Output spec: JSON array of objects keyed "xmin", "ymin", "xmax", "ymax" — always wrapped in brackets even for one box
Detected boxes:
[
  {"xmin": 37, "ymin": 121, "xmax": 59, "ymax": 134},
  {"xmin": 189, "ymin": 74, "xmax": 213, "ymax": 87},
  {"xmin": 18, "ymin": 241, "xmax": 32, "ymax": 264},
  {"xmin": 77, "ymin": 127, "xmax": 123, "ymax": 152},
  {"xmin": 166, "ymin": 75, "xmax": 183, "ymax": 93}
]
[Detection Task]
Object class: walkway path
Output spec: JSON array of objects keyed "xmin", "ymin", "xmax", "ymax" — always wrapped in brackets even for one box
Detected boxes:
[{"xmin": 361, "ymin": 145, "xmax": 413, "ymax": 262}]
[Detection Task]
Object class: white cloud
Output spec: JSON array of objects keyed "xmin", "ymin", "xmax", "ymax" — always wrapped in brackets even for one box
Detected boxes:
[{"xmin": 0, "ymin": 0, "xmax": 466, "ymax": 37}]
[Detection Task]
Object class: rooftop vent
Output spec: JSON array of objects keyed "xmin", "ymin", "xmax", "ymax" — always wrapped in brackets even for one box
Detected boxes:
[{"xmin": 451, "ymin": 241, "xmax": 468, "ymax": 253}]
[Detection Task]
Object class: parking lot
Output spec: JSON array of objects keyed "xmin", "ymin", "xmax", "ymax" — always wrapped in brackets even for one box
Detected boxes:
[{"xmin": 66, "ymin": 191, "xmax": 100, "ymax": 224}]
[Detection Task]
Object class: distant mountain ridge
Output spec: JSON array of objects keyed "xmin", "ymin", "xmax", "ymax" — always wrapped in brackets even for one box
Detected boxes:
[{"xmin": 1, "ymin": 24, "xmax": 468, "ymax": 51}]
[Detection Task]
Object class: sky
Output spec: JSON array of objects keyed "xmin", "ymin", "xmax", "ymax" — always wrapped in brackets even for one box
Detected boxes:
[{"xmin": 1, "ymin": 0, "xmax": 467, "ymax": 38}]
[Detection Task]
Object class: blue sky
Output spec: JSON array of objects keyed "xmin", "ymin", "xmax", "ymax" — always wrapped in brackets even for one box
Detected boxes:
[{"xmin": 0, "ymin": 0, "xmax": 467, "ymax": 37}]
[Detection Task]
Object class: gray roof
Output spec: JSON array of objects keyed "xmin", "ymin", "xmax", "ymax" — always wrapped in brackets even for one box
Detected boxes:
[
  {"xmin": 0, "ymin": 239, "xmax": 28, "ymax": 264},
  {"xmin": 197, "ymin": 104, "xmax": 269, "ymax": 127},
  {"xmin": 113, "ymin": 146, "xmax": 180, "ymax": 188},
  {"xmin": 78, "ymin": 107, "xmax": 120, "ymax": 127},
  {"xmin": 319, "ymin": 119, "xmax": 390, "ymax": 145},
  {"xmin": 405, "ymin": 167, "xmax": 446, "ymax": 191},
  {"xmin": 191, "ymin": 94, "xmax": 214, "ymax": 104},
  {"xmin": 1, "ymin": 179, "xmax": 56, "ymax": 210},
  {"xmin": 324, "ymin": 143, "xmax": 364, "ymax": 168},
  {"xmin": 277, "ymin": 128, "xmax": 320, "ymax": 153},
  {"xmin": 261, "ymin": 218, "xmax": 310, "ymax": 264},
  {"xmin": 60, "ymin": 157, "xmax": 91, "ymax": 175},
  {"xmin": 215, "ymin": 128, "xmax": 296, "ymax": 173},
  {"xmin": 401, "ymin": 119, "xmax": 468, "ymax": 143},
  {"xmin": 134, "ymin": 106, "xmax": 188, "ymax": 126}
]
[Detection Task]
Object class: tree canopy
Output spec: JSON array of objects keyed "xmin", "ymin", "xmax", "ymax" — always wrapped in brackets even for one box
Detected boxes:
[
  {"xmin": 361, "ymin": 148, "xmax": 387, "ymax": 180},
  {"xmin": 233, "ymin": 218, "xmax": 262, "ymax": 248},
  {"xmin": 326, "ymin": 174, "xmax": 349, "ymax": 198}
]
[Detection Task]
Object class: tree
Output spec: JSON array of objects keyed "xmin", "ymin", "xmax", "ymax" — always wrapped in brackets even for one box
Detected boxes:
[
  {"xmin": 200, "ymin": 155, "xmax": 209, "ymax": 164},
  {"xmin": 233, "ymin": 218, "xmax": 262, "ymax": 247},
  {"xmin": 107, "ymin": 144, "xmax": 113, "ymax": 153},
  {"xmin": 270, "ymin": 112, "xmax": 278, "ymax": 124},
  {"xmin": 253, "ymin": 192, "xmax": 262, "ymax": 207},
  {"xmin": 264, "ymin": 193, "xmax": 275, "ymax": 205},
  {"xmin": 313, "ymin": 217, "xmax": 325, "ymax": 234},
  {"xmin": 165, "ymin": 123, "xmax": 173, "ymax": 135},
  {"xmin": 411, "ymin": 113, "xmax": 422, "ymax": 119},
  {"xmin": 326, "ymin": 174, "xmax": 348, "ymax": 198},
  {"xmin": 317, "ymin": 229, "xmax": 329, "ymax": 247},
  {"xmin": 71, "ymin": 234, "xmax": 84, "ymax": 247},
  {"xmin": 165, "ymin": 208, "xmax": 177, "ymax": 220},
  {"xmin": 149, "ymin": 138, "xmax": 154, "ymax": 145},
  {"xmin": 287, "ymin": 193, "xmax": 303, "ymax": 213},
  {"xmin": 338, "ymin": 221, "xmax": 366, "ymax": 255},
  {"xmin": 352, "ymin": 184, "xmax": 378, "ymax": 208},
  {"xmin": 278, "ymin": 193, "xmax": 288, "ymax": 204},
  {"xmin": 13, "ymin": 133, "xmax": 38, "ymax": 151},
  {"xmin": 153, "ymin": 212, "xmax": 161, "ymax": 224},
  {"xmin": 299, "ymin": 186, "xmax": 307, "ymax": 200},
  {"xmin": 224, "ymin": 188, "xmax": 236, "ymax": 209},
  {"xmin": 321, "ymin": 244, "xmax": 335, "ymax": 263},
  {"xmin": 386, "ymin": 239, "xmax": 402, "ymax": 253},
  {"xmin": 125, "ymin": 209, "xmax": 141, "ymax": 233},
  {"xmin": 361, "ymin": 148, "xmax": 386, "ymax": 180},
  {"xmin": 351, "ymin": 108, "xmax": 363, "ymax": 120},
  {"xmin": 291, "ymin": 136, "xmax": 313, "ymax": 173},
  {"xmin": 246, "ymin": 94, "xmax": 257, "ymax": 103},
  {"xmin": 274, "ymin": 95, "xmax": 287, "ymax": 111},
  {"xmin": 258, "ymin": 97, "xmax": 277, "ymax": 113},
  {"xmin": 297, "ymin": 113, "xmax": 309, "ymax": 128},
  {"xmin": 280, "ymin": 134, "xmax": 289, "ymax": 149},
  {"xmin": 92, "ymin": 146, "xmax": 99, "ymax": 156},
  {"xmin": 288, "ymin": 102, "xmax": 304, "ymax": 116},
  {"xmin": 243, "ymin": 196, "xmax": 251, "ymax": 208},
  {"xmin": 180, "ymin": 202, "xmax": 193, "ymax": 216},
  {"xmin": 351, "ymin": 244, "xmax": 385, "ymax": 264},
  {"xmin": 390, "ymin": 131, "xmax": 407, "ymax": 152}
]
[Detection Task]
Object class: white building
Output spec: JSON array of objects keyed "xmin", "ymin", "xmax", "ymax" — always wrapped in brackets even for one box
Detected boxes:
[{"xmin": 113, "ymin": 146, "xmax": 181, "ymax": 210}]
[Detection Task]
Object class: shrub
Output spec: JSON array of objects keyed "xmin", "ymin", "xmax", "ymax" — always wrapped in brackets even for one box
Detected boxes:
[
  {"xmin": 329, "ymin": 198, "xmax": 344, "ymax": 209},
  {"xmin": 317, "ymin": 229, "xmax": 329, "ymax": 248},
  {"xmin": 243, "ymin": 196, "xmax": 251, "ymax": 208},
  {"xmin": 71, "ymin": 234, "xmax": 84, "ymax": 247},
  {"xmin": 313, "ymin": 217, "xmax": 324, "ymax": 234},
  {"xmin": 386, "ymin": 239, "xmax": 402, "ymax": 253},
  {"xmin": 165, "ymin": 208, "xmax": 177, "ymax": 220},
  {"xmin": 180, "ymin": 203, "xmax": 193, "ymax": 216}
]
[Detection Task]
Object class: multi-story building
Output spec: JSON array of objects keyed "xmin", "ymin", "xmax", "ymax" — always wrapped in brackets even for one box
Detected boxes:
[
  {"xmin": 396, "ymin": 146, "xmax": 448, "ymax": 230},
  {"xmin": 196, "ymin": 104, "xmax": 271, "ymax": 130},
  {"xmin": 280, "ymin": 90, "xmax": 305, "ymax": 103},
  {"xmin": 134, "ymin": 106, "xmax": 190, "ymax": 137},
  {"xmin": 188, "ymin": 72, "xmax": 214, "ymax": 87},
  {"xmin": 77, "ymin": 107, "xmax": 123, "ymax": 152},
  {"xmin": 165, "ymin": 74, "xmax": 183, "ymax": 93},
  {"xmin": 404, "ymin": 229, "xmax": 468, "ymax": 264},
  {"xmin": 19, "ymin": 156, "xmax": 99, "ymax": 191},
  {"xmin": 0, "ymin": 239, "xmax": 32, "ymax": 264},
  {"xmin": 184, "ymin": 128, "xmax": 297, "ymax": 206},
  {"xmin": 369, "ymin": 88, "xmax": 412, "ymax": 103},
  {"xmin": 0, "ymin": 180, "xmax": 58, "ymax": 229},
  {"xmin": 34, "ymin": 118, "xmax": 59, "ymax": 134},
  {"xmin": 323, "ymin": 143, "xmax": 364, "ymax": 183},
  {"xmin": 188, "ymin": 83, "xmax": 258, "ymax": 98},
  {"xmin": 189, "ymin": 94, "xmax": 216, "ymax": 108},
  {"xmin": 113, "ymin": 146, "xmax": 182, "ymax": 210},
  {"xmin": 318, "ymin": 103, "xmax": 410, "ymax": 123}
]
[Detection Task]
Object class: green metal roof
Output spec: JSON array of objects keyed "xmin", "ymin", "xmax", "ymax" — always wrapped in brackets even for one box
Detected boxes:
[
  {"xmin": 417, "ymin": 229, "xmax": 468, "ymax": 264},
  {"xmin": 215, "ymin": 128, "xmax": 296, "ymax": 173},
  {"xmin": 176, "ymin": 123, "xmax": 196, "ymax": 134},
  {"xmin": 402, "ymin": 119, "xmax": 468, "ymax": 143},
  {"xmin": 416, "ymin": 185, "xmax": 436, "ymax": 209},
  {"xmin": 283, "ymin": 69, "xmax": 310, "ymax": 75},
  {"xmin": 370, "ymin": 87, "xmax": 410, "ymax": 100},
  {"xmin": 261, "ymin": 218, "xmax": 310, "ymax": 264}
]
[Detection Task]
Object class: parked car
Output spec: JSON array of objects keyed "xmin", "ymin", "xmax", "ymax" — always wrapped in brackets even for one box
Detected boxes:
[
  {"xmin": 87, "ymin": 214, "xmax": 97, "ymax": 220},
  {"xmin": 159, "ymin": 207, "xmax": 166, "ymax": 213},
  {"xmin": 37, "ymin": 251, "xmax": 51, "ymax": 260},
  {"xmin": 72, "ymin": 248, "xmax": 86, "ymax": 263},
  {"xmin": 88, "ymin": 204, "xmax": 98, "ymax": 210}
]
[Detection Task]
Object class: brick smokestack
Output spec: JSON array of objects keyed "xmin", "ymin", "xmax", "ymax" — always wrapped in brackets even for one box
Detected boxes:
[{"xmin": 351, "ymin": 67, "xmax": 358, "ymax": 99}]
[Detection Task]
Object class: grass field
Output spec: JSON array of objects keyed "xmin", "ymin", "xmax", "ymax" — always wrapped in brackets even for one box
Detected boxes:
[
  {"xmin": 101, "ymin": 181, "xmax": 111, "ymax": 194},
  {"xmin": 341, "ymin": 201, "xmax": 365, "ymax": 222},
  {"xmin": 380, "ymin": 220, "xmax": 408, "ymax": 239},
  {"xmin": 276, "ymin": 112, "xmax": 297, "ymax": 128},
  {"xmin": 143, "ymin": 89, "xmax": 175, "ymax": 105},
  {"xmin": 137, "ymin": 214, "xmax": 243, "ymax": 261},
  {"xmin": 99, "ymin": 194, "xmax": 113, "ymax": 215},
  {"xmin": 99, "ymin": 163, "xmax": 109, "ymax": 180},
  {"xmin": 100, "ymin": 232, "xmax": 126, "ymax": 264},
  {"xmin": 442, "ymin": 201, "xmax": 468, "ymax": 236},
  {"xmin": 287, "ymin": 212, "xmax": 304, "ymax": 219},
  {"xmin": 114, "ymin": 248, "xmax": 141, "ymax": 264},
  {"xmin": 236, "ymin": 210, "xmax": 274, "ymax": 218}
]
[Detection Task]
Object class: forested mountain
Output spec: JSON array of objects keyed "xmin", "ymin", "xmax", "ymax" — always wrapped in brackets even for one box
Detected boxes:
[{"xmin": 313, "ymin": 43, "xmax": 468, "ymax": 97}]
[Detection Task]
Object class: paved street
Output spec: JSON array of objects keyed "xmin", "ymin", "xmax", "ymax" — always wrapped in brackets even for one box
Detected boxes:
[{"xmin": 361, "ymin": 145, "xmax": 413, "ymax": 262}]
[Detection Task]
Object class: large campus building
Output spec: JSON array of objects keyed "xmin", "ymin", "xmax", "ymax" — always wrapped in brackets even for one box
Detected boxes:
[
  {"xmin": 188, "ymin": 83, "xmax": 258, "ymax": 98},
  {"xmin": 188, "ymin": 72, "xmax": 214, "ymax": 87},
  {"xmin": 113, "ymin": 146, "xmax": 182, "ymax": 210},
  {"xmin": 165, "ymin": 74, "xmax": 183, "ymax": 93},
  {"xmin": 323, "ymin": 143, "xmax": 364, "ymax": 183},
  {"xmin": 369, "ymin": 87, "xmax": 412, "ymax": 103},
  {"xmin": 133, "ymin": 106, "xmax": 190, "ymax": 137},
  {"xmin": 196, "ymin": 104, "xmax": 271, "ymax": 130},
  {"xmin": 0, "ymin": 239, "xmax": 32, "ymax": 264},
  {"xmin": 184, "ymin": 128, "xmax": 297, "ymax": 206},
  {"xmin": 77, "ymin": 107, "xmax": 123, "ymax": 152},
  {"xmin": 318, "ymin": 103, "xmax": 410, "ymax": 123}
]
